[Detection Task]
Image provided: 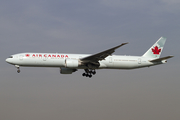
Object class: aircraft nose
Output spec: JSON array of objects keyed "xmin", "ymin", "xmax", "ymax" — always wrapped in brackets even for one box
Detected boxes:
[
  {"xmin": 6, "ymin": 58, "xmax": 13, "ymax": 64},
  {"xmin": 6, "ymin": 58, "xmax": 10, "ymax": 63},
  {"xmin": 6, "ymin": 57, "xmax": 16, "ymax": 65}
]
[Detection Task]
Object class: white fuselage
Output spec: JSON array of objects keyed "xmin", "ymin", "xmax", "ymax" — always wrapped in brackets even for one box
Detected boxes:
[
  {"xmin": 5, "ymin": 37, "xmax": 173, "ymax": 77},
  {"xmin": 6, "ymin": 53, "xmax": 165, "ymax": 69}
]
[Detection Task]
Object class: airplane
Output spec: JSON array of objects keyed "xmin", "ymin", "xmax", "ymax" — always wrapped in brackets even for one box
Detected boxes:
[{"xmin": 6, "ymin": 37, "xmax": 173, "ymax": 78}]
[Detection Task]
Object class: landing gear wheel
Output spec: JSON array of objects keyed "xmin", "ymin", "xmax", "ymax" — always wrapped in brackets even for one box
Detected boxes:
[
  {"xmin": 82, "ymin": 73, "xmax": 86, "ymax": 76},
  {"xmin": 92, "ymin": 71, "xmax": 96, "ymax": 75},
  {"xmin": 82, "ymin": 69, "xmax": 97, "ymax": 78},
  {"xmin": 17, "ymin": 69, "xmax": 20, "ymax": 73},
  {"xmin": 15, "ymin": 65, "xmax": 20, "ymax": 73},
  {"xmin": 86, "ymin": 74, "xmax": 89, "ymax": 77},
  {"xmin": 89, "ymin": 75, "xmax": 92, "ymax": 78}
]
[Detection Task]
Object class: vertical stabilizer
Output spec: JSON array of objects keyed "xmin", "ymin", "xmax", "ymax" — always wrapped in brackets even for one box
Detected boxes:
[{"xmin": 142, "ymin": 37, "xmax": 166, "ymax": 58}]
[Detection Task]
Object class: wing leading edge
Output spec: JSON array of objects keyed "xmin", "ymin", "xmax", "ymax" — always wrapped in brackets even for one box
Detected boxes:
[{"xmin": 80, "ymin": 43, "xmax": 128, "ymax": 63}]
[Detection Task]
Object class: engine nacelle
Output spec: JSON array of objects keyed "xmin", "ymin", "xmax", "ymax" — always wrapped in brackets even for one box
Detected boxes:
[
  {"xmin": 65, "ymin": 59, "xmax": 79, "ymax": 68},
  {"xmin": 60, "ymin": 67, "xmax": 77, "ymax": 74}
]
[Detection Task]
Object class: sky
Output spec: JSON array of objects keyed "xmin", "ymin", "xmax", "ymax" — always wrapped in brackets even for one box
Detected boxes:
[{"xmin": 0, "ymin": 0, "xmax": 180, "ymax": 120}]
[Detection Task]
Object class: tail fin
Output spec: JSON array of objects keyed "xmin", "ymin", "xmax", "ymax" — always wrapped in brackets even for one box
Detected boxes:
[{"xmin": 142, "ymin": 37, "xmax": 166, "ymax": 58}]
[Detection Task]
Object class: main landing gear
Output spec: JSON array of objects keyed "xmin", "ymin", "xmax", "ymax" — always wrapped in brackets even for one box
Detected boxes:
[
  {"xmin": 15, "ymin": 65, "xmax": 20, "ymax": 73},
  {"xmin": 82, "ymin": 69, "xmax": 96, "ymax": 78}
]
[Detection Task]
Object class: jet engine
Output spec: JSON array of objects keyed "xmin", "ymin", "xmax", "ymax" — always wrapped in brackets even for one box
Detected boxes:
[
  {"xmin": 65, "ymin": 59, "xmax": 79, "ymax": 68},
  {"xmin": 60, "ymin": 67, "xmax": 77, "ymax": 74}
]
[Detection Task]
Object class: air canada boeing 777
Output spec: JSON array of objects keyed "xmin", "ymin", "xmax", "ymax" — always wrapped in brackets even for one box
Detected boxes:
[{"xmin": 6, "ymin": 37, "xmax": 173, "ymax": 78}]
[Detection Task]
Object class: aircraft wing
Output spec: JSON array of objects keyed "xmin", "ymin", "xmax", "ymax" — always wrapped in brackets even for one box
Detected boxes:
[
  {"xmin": 80, "ymin": 43, "xmax": 128, "ymax": 63},
  {"xmin": 149, "ymin": 56, "xmax": 174, "ymax": 62}
]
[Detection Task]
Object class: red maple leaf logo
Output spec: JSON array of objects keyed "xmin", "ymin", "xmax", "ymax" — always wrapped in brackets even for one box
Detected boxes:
[
  {"xmin": 152, "ymin": 46, "xmax": 161, "ymax": 54},
  {"xmin": 25, "ymin": 54, "xmax": 30, "ymax": 57}
]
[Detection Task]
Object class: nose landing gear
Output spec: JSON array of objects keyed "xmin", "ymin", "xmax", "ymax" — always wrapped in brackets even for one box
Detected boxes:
[
  {"xmin": 17, "ymin": 69, "xmax": 20, "ymax": 73},
  {"xmin": 15, "ymin": 65, "xmax": 20, "ymax": 73},
  {"xmin": 82, "ymin": 69, "xmax": 96, "ymax": 78}
]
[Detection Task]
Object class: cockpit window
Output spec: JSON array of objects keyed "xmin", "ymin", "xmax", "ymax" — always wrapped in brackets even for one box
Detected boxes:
[{"xmin": 9, "ymin": 56, "xmax": 13, "ymax": 58}]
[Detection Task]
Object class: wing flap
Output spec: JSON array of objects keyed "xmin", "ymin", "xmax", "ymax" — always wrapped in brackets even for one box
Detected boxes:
[{"xmin": 149, "ymin": 56, "xmax": 174, "ymax": 62}]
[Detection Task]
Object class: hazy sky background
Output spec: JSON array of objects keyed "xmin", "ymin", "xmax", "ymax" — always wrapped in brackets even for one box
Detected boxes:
[{"xmin": 0, "ymin": 0, "xmax": 180, "ymax": 120}]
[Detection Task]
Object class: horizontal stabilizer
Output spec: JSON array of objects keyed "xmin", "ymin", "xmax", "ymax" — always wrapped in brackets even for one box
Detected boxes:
[{"xmin": 149, "ymin": 56, "xmax": 174, "ymax": 62}]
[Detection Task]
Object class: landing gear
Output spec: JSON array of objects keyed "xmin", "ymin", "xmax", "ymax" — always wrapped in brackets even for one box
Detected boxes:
[
  {"xmin": 17, "ymin": 69, "xmax": 20, "ymax": 73},
  {"xmin": 82, "ymin": 69, "xmax": 96, "ymax": 78},
  {"xmin": 91, "ymin": 70, "xmax": 96, "ymax": 75},
  {"xmin": 82, "ymin": 73, "xmax": 86, "ymax": 76},
  {"xmin": 15, "ymin": 65, "xmax": 20, "ymax": 73}
]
